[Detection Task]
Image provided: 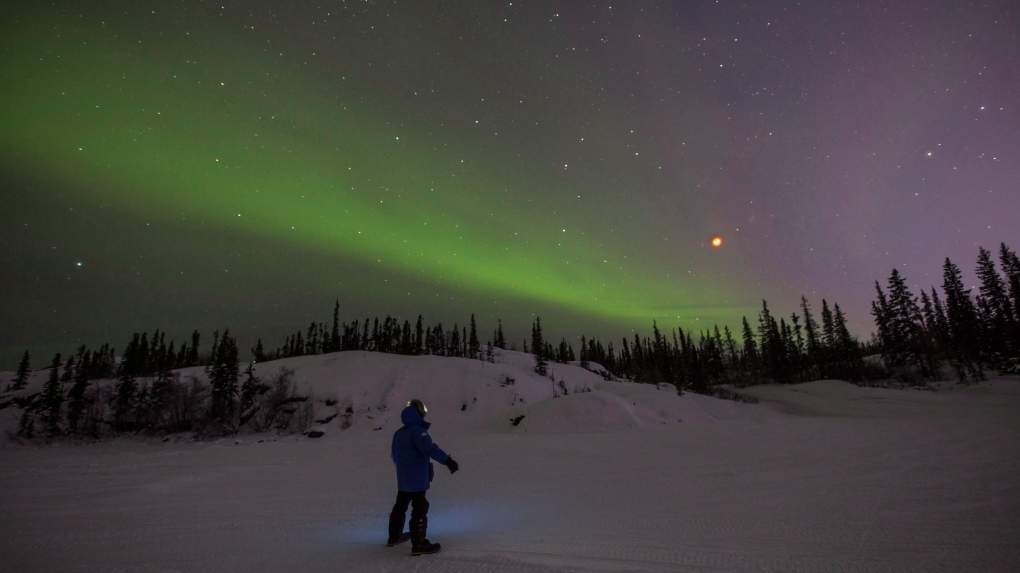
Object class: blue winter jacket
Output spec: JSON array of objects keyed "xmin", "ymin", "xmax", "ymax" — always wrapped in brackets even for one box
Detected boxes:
[{"xmin": 392, "ymin": 404, "xmax": 450, "ymax": 492}]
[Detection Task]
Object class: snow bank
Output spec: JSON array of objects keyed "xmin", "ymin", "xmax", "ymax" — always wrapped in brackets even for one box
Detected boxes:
[{"xmin": 247, "ymin": 349, "xmax": 745, "ymax": 434}]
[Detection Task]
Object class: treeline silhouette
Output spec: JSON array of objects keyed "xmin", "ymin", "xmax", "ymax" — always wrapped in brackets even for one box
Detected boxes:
[{"xmin": 4, "ymin": 243, "xmax": 1018, "ymax": 440}]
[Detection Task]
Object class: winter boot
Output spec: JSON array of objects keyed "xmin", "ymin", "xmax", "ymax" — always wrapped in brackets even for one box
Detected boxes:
[
  {"xmin": 409, "ymin": 516, "xmax": 441, "ymax": 555},
  {"xmin": 386, "ymin": 512, "xmax": 410, "ymax": 547}
]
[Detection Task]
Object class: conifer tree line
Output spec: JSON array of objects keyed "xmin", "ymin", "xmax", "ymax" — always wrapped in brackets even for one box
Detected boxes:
[
  {"xmin": 5, "ymin": 243, "xmax": 1018, "ymax": 440},
  {"xmin": 8, "ymin": 328, "xmax": 245, "ymax": 439},
  {"xmin": 265, "ymin": 302, "xmax": 494, "ymax": 361},
  {"xmin": 870, "ymin": 243, "xmax": 1020, "ymax": 382},
  {"xmin": 572, "ymin": 243, "xmax": 1019, "ymax": 389},
  {"xmin": 569, "ymin": 295, "xmax": 869, "ymax": 394},
  {"xmin": 4, "ymin": 305, "xmax": 517, "ymax": 439}
]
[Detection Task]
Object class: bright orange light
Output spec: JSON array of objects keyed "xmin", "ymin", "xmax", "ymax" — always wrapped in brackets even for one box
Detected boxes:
[{"xmin": 710, "ymin": 235, "xmax": 724, "ymax": 248}]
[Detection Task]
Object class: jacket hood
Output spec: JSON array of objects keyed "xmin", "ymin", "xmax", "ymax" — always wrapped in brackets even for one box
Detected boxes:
[{"xmin": 400, "ymin": 404, "xmax": 430, "ymax": 428}]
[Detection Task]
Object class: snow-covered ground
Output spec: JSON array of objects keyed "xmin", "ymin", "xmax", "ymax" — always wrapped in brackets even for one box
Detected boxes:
[{"xmin": 1, "ymin": 350, "xmax": 1018, "ymax": 572}]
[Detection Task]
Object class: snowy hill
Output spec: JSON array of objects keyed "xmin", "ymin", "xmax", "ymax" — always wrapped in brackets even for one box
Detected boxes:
[
  {"xmin": 251, "ymin": 349, "xmax": 757, "ymax": 435},
  {"xmin": 1, "ymin": 350, "xmax": 1019, "ymax": 572},
  {"xmin": 0, "ymin": 348, "xmax": 760, "ymax": 439}
]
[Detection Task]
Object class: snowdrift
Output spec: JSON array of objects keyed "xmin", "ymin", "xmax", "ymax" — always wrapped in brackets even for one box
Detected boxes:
[
  {"xmin": 1, "ymin": 348, "xmax": 772, "ymax": 439},
  {"xmin": 5, "ymin": 349, "xmax": 1013, "ymax": 441},
  {"xmin": 234, "ymin": 349, "xmax": 700, "ymax": 434}
]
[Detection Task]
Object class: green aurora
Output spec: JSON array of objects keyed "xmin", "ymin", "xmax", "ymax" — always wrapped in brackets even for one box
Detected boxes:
[{"xmin": 1, "ymin": 6, "xmax": 751, "ymax": 359}]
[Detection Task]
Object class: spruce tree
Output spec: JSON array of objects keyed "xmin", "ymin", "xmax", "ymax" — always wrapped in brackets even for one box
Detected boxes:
[
  {"xmin": 41, "ymin": 353, "xmax": 64, "ymax": 436},
  {"xmin": 469, "ymin": 314, "xmax": 481, "ymax": 359},
  {"xmin": 532, "ymin": 317, "xmax": 547, "ymax": 376},
  {"xmin": 209, "ymin": 330, "xmax": 220, "ymax": 370},
  {"xmin": 722, "ymin": 325, "xmax": 738, "ymax": 367},
  {"xmin": 240, "ymin": 361, "xmax": 260, "ymax": 416},
  {"xmin": 114, "ymin": 371, "xmax": 137, "ymax": 431},
  {"xmin": 1002, "ymin": 243, "xmax": 1020, "ymax": 349},
  {"xmin": 1000, "ymin": 243, "xmax": 1020, "ymax": 295},
  {"xmin": 252, "ymin": 338, "xmax": 266, "ymax": 362},
  {"xmin": 618, "ymin": 338, "xmax": 630, "ymax": 375},
  {"xmin": 399, "ymin": 320, "xmax": 412, "ymax": 354},
  {"xmin": 978, "ymin": 247, "xmax": 1011, "ymax": 316},
  {"xmin": 918, "ymin": 290, "xmax": 944, "ymax": 375},
  {"xmin": 188, "ymin": 331, "xmax": 200, "ymax": 365},
  {"xmin": 209, "ymin": 330, "xmax": 240, "ymax": 427},
  {"xmin": 138, "ymin": 332, "xmax": 150, "ymax": 376},
  {"xmin": 758, "ymin": 300, "xmax": 784, "ymax": 382},
  {"xmin": 832, "ymin": 303, "xmax": 859, "ymax": 377},
  {"xmin": 66, "ymin": 353, "xmax": 91, "ymax": 434},
  {"xmin": 820, "ymin": 299, "xmax": 836, "ymax": 353},
  {"xmin": 176, "ymin": 343, "xmax": 188, "ymax": 368},
  {"xmin": 17, "ymin": 405, "xmax": 36, "ymax": 438},
  {"xmin": 449, "ymin": 325, "xmax": 461, "ymax": 358},
  {"xmin": 920, "ymin": 290, "xmax": 937, "ymax": 337},
  {"xmin": 789, "ymin": 313, "xmax": 805, "ymax": 358},
  {"xmin": 330, "ymin": 299, "xmax": 341, "ymax": 352},
  {"xmin": 741, "ymin": 316, "xmax": 758, "ymax": 378},
  {"xmin": 976, "ymin": 246, "xmax": 1013, "ymax": 362},
  {"xmin": 415, "ymin": 315, "xmax": 424, "ymax": 354},
  {"xmin": 943, "ymin": 258, "xmax": 984, "ymax": 381},
  {"xmin": 778, "ymin": 318, "xmax": 794, "ymax": 380},
  {"xmin": 554, "ymin": 338, "xmax": 568, "ymax": 363},
  {"xmin": 149, "ymin": 364, "xmax": 174, "ymax": 431},
  {"xmin": 134, "ymin": 384, "xmax": 153, "ymax": 430},
  {"xmin": 115, "ymin": 336, "xmax": 140, "ymax": 431},
  {"xmin": 800, "ymin": 297, "xmax": 821, "ymax": 371},
  {"xmin": 871, "ymin": 281, "xmax": 895, "ymax": 368},
  {"xmin": 893, "ymin": 269, "xmax": 934, "ymax": 375},
  {"xmin": 707, "ymin": 326, "xmax": 728, "ymax": 385},
  {"xmin": 495, "ymin": 319, "xmax": 506, "ymax": 349},
  {"xmin": 930, "ymin": 287, "xmax": 951, "ymax": 349},
  {"xmin": 882, "ymin": 269, "xmax": 927, "ymax": 377},
  {"xmin": 11, "ymin": 350, "xmax": 31, "ymax": 391},
  {"xmin": 433, "ymin": 324, "xmax": 445, "ymax": 355},
  {"xmin": 60, "ymin": 355, "xmax": 76, "ymax": 383},
  {"xmin": 307, "ymin": 321, "xmax": 318, "ymax": 354},
  {"xmin": 998, "ymin": 244, "xmax": 1019, "ymax": 316},
  {"xmin": 163, "ymin": 341, "xmax": 175, "ymax": 373},
  {"xmin": 975, "ymin": 295, "xmax": 995, "ymax": 358}
]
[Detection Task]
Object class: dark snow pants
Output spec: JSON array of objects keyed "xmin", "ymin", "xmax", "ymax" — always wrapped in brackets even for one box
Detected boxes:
[
  {"xmin": 389, "ymin": 491, "xmax": 429, "ymax": 541},
  {"xmin": 392, "ymin": 491, "xmax": 430, "ymax": 519}
]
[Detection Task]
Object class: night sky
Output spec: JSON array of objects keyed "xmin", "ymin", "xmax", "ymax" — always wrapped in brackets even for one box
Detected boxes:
[{"xmin": 2, "ymin": 1, "xmax": 1018, "ymax": 367}]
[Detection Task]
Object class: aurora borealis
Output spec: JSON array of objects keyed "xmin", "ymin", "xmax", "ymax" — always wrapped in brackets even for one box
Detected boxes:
[{"xmin": 2, "ymin": 1, "xmax": 1018, "ymax": 365}]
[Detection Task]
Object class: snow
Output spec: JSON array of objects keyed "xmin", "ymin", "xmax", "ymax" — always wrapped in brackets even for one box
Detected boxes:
[{"xmin": 1, "ymin": 350, "xmax": 1019, "ymax": 572}]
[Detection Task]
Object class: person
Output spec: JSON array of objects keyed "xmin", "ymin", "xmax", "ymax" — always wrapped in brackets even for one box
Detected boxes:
[{"xmin": 387, "ymin": 399, "xmax": 459, "ymax": 555}]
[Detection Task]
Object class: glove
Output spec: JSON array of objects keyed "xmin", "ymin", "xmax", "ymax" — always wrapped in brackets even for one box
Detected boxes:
[{"xmin": 445, "ymin": 456, "xmax": 459, "ymax": 474}]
